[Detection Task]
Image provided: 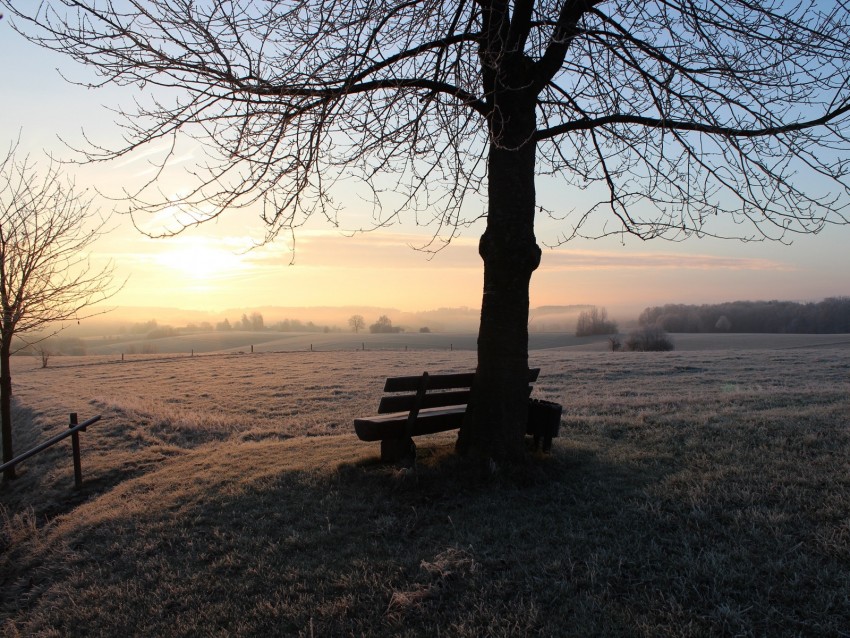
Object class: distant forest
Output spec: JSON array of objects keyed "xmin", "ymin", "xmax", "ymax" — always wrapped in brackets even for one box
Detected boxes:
[{"xmin": 639, "ymin": 298, "xmax": 850, "ymax": 334}]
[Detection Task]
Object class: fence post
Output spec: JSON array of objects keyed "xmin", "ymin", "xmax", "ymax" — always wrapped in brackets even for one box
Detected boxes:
[{"xmin": 70, "ymin": 413, "xmax": 83, "ymax": 490}]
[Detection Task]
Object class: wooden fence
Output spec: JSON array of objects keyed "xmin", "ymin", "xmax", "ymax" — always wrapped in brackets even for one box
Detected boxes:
[{"xmin": 0, "ymin": 413, "xmax": 102, "ymax": 489}]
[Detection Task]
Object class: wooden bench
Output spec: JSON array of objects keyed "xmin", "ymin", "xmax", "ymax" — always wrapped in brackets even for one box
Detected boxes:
[{"xmin": 354, "ymin": 368, "xmax": 560, "ymax": 462}]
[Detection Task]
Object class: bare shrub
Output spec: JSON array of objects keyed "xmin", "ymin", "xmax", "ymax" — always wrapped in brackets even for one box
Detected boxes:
[
  {"xmin": 36, "ymin": 347, "xmax": 50, "ymax": 368},
  {"xmin": 625, "ymin": 326, "xmax": 675, "ymax": 351}
]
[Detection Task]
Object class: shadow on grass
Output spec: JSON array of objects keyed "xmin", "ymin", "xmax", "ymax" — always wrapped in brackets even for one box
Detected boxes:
[
  {"xmin": 3, "ymin": 436, "xmax": 848, "ymax": 637},
  {"xmin": 3, "ymin": 441, "xmax": 651, "ymax": 636},
  {"xmin": 1, "ymin": 401, "xmax": 74, "ymax": 513},
  {"xmin": 0, "ymin": 399, "xmax": 174, "ymax": 525}
]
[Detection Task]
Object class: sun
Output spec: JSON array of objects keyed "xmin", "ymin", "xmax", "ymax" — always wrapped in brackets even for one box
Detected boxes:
[{"xmin": 157, "ymin": 239, "xmax": 246, "ymax": 282}]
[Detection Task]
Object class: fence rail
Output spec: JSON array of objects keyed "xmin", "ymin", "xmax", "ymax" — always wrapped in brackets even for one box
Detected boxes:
[{"xmin": 0, "ymin": 413, "xmax": 101, "ymax": 488}]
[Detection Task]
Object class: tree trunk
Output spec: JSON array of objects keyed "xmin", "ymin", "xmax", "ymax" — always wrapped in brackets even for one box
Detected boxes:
[
  {"xmin": 1, "ymin": 336, "xmax": 15, "ymax": 480},
  {"xmin": 457, "ymin": 88, "xmax": 541, "ymax": 465}
]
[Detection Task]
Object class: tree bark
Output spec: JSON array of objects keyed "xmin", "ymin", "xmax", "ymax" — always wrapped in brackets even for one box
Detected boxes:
[
  {"xmin": 1, "ymin": 335, "xmax": 16, "ymax": 480},
  {"xmin": 457, "ymin": 84, "xmax": 541, "ymax": 464}
]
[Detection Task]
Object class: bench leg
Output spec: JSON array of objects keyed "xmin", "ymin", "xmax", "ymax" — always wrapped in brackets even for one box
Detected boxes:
[
  {"xmin": 381, "ymin": 437, "xmax": 416, "ymax": 463},
  {"xmin": 532, "ymin": 432, "xmax": 553, "ymax": 453}
]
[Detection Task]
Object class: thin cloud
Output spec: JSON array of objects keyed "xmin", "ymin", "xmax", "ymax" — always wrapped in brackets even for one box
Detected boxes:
[
  {"xmin": 542, "ymin": 250, "xmax": 791, "ymax": 272},
  {"xmin": 106, "ymin": 228, "xmax": 792, "ymax": 278},
  {"xmin": 252, "ymin": 231, "xmax": 792, "ymax": 274},
  {"xmin": 284, "ymin": 232, "xmax": 795, "ymax": 272},
  {"xmin": 246, "ymin": 230, "xmax": 479, "ymax": 269}
]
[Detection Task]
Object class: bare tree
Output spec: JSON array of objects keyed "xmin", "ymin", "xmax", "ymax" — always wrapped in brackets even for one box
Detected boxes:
[
  {"xmin": 35, "ymin": 345, "xmax": 51, "ymax": 369},
  {"xmin": 348, "ymin": 314, "xmax": 365, "ymax": 334},
  {"xmin": 575, "ymin": 306, "xmax": 618, "ymax": 337},
  {"xmin": 4, "ymin": 1, "xmax": 850, "ymax": 464},
  {"xmin": 0, "ymin": 147, "xmax": 117, "ymax": 480}
]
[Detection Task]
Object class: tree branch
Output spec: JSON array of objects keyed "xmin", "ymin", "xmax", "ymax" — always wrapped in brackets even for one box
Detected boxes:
[{"xmin": 535, "ymin": 102, "xmax": 850, "ymax": 141}]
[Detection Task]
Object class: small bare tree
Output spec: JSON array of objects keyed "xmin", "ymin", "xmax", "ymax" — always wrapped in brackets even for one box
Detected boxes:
[
  {"xmin": 348, "ymin": 315, "xmax": 365, "ymax": 334},
  {"xmin": 1, "ymin": 146, "xmax": 117, "ymax": 480},
  {"xmin": 35, "ymin": 345, "xmax": 50, "ymax": 369}
]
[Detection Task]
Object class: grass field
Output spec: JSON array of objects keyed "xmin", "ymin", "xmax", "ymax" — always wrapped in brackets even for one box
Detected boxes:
[
  {"xmin": 71, "ymin": 329, "xmax": 589, "ymax": 356},
  {"xmin": 71, "ymin": 328, "xmax": 850, "ymax": 357},
  {"xmin": 2, "ymin": 336, "xmax": 849, "ymax": 636}
]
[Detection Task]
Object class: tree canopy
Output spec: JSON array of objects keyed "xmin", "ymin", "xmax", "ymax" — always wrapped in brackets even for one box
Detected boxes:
[{"xmin": 5, "ymin": 1, "xmax": 848, "ymax": 243}]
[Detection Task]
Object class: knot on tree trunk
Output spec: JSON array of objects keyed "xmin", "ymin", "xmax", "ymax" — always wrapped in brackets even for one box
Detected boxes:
[{"xmin": 479, "ymin": 230, "xmax": 541, "ymax": 273}]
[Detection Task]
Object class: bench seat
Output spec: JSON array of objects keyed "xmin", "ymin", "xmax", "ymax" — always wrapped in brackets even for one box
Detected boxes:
[{"xmin": 354, "ymin": 405, "xmax": 467, "ymax": 441}]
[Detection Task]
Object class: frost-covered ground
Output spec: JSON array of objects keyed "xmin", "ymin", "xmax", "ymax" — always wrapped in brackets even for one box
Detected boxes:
[{"xmin": 3, "ymin": 340, "xmax": 850, "ymax": 636}]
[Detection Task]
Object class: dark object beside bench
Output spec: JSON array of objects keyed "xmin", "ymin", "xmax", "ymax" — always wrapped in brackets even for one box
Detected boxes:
[{"xmin": 354, "ymin": 368, "xmax": 561, "ymax": 461}]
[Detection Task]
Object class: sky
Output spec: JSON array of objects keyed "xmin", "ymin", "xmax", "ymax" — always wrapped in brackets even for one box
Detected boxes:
[{"xmin": 2, "ymin": 16, "xmax": 850, "ymax": 323}]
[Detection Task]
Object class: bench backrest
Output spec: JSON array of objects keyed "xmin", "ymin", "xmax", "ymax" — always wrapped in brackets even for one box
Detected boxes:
[{"xmin": 377, "ymin": 368, "xmax": 540, "ymax": 414}]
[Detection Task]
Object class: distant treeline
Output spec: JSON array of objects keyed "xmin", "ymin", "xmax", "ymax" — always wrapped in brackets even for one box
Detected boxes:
[
  {"xmin": 213, "ymin": 314, "xmax": 334, "ymax": 333},
  {"xmin": 639, "ymin": 298, "xmax": 850, "ymax": 333},
  {"xmin": 111, "ymin": 314, "xmax": 338, "ymax": 340}
]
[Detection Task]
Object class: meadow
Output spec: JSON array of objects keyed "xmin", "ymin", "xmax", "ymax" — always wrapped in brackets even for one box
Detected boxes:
[
  {"xmin": 1, "ymin": 334, "xmax": 849, "ymax": 636},
  {"xmin": 64, "ymin": 328, "xmax": 850, "ymax": 357}
]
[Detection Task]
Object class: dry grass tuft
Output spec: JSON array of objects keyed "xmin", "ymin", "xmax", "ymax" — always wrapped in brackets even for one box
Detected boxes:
[
  {"xmin": 2, "ymin": 344, "xmax": 850, "ymax": 636},
  {"xmin": 0, "ymin": 505, "xmax": 39, "ymax": 553}
]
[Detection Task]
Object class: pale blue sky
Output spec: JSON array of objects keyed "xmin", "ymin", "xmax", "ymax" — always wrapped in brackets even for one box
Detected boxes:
[{"xmin": 2, "ymin": 17, "xmax": 849, "ymax": 318}]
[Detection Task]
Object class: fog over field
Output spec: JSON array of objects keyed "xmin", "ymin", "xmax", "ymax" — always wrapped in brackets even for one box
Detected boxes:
[
  {"xmin": 34, "ymin": 329, "xmax": 850, "ymax": 359},
  {"xmin": 54, "ymin": 304, "xmax": 594, "ymax": 338},
  {"xmin": 26, "ymin": 298, "xmax": 850, "ymax": 360}
]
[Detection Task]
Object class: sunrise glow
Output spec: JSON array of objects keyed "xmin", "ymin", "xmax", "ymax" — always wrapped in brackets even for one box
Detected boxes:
[{"xmin": 154, "ymin": 240, "xmax": 248, "ymax": 282}]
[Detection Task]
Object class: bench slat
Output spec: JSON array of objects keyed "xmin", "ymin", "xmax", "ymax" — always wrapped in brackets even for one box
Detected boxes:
[
  {"xmin": 355, "ymin": 399, "xmax": 559, "ymax": 442},
  {"xmin": 355, "ymin": 406, "xmax": 467, "ymax": 441},
  {"xmin": 383, "ymin": 372, "xmax": 475, "ymax": 393},
  {"xmin": 378, "ymin": 389, "xmax": 471, "ymax": 414},
  {"xmin": 382, "ymin": 368, "xmax": 539, "ymax": 393}
]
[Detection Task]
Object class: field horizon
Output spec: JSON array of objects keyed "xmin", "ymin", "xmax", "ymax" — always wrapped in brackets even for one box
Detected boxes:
[{"xmin": 2, "ymin": 336, "xmax": 849, "ymax": 635}]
